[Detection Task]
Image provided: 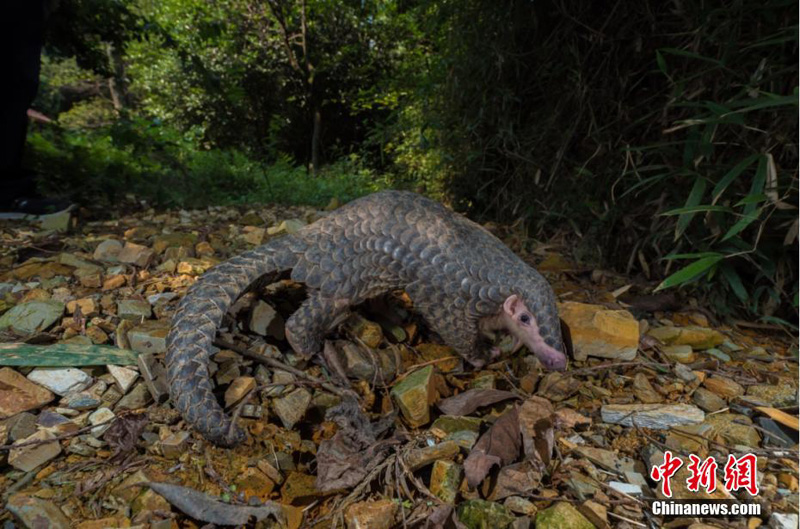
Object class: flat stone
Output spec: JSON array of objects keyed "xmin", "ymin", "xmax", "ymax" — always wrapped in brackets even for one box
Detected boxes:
[
  {"xmin": 647, "ymin": 325, "xmax": 724, "ymax": 350},
  {"xmin": 632, "ymin": 373, "xmax": 662, "ymax": 403},
  {"xmin": 747, "ymin": 384, "xmax": 797, "ymax": 407},
  {"xmin": 444, "ymin": 430, "xmax": 479, "ymax": 450},
  {"xmin": 391, "ymin": 365, "xmax": 434, "ymax": 427},
  {"xmin": 608, "ymin": 481, "xmax": 643, "ymax": 495},
  {"xmin": 242, "ymin": 226, "xmax": 266, "ymax": 245},
  {"xmin": 176, "ymin": 257, "xmax": 217, "ymax": 276},
  {"xmin": 705, "ymin": 413, "xmax": 761, "ymax": 448},
  {"xmin": 93, "ymin": 239, "xmax": 123, "ymax": 261},
  {"xmin": 557, "ymin": 302, "xmax": 639, "ymax": 361},
  {"xmin": 27, "ymin": 368, "xmax": 92, "ymax": 396},
  {"xmin": 75, "ymin": 516, "xmax": 131, "ymax": 529},
  {"xmin": 273, "ymin": 388, "xmax": 312, "ymax": 429},
  {"xmin": 102, "ymin": 275, "xmax": 126, "ymax": 291},
  {"xmin": 662, "ymin": 344, "xmax": 696, "ymax": 364},
  {"xmin": 6, "ymin": 493, "xmax": 71, "ymax": 529},
  {"xmin": 128, "ymin": 323, "xmax": 168, "ymax": 354},
  {"xmin": 137, "ymin": 354, "xmax": 169, "ymax": 404},
  {"xmin": 405, "ymin": 441, "xmax": 460, "ymax": 471},
  {"xmin": 504, "ymin": 496, "xmax": 537, "ymax": 517},
  {"xmin": 195, "ymin": 241, "xmax": 214, "ymax": 256},
  {"xmin": 61, "ymin": 391, "xmax": 102, "ymax": 410},
  {"xmin": 665, "ymin": 423, "xmax": 712, "ymax": 454},
  {"xmin": 703, "ymin": 348, "xmax": 731, "ymax": 362},
  {"xmin": 237, "ymin": 467, "xmax": 275, "ymax": 502},
  {"xmin": 75, "ymin": 268, "xmax": 102, "ymax": 288},
  {"xmin": 131, "ymin": 488, "xmax": 170, "ymax": 518},
  {"xmin": 112, "ymin": 469, "xmax": 151, "ymax": 501},
  {"xmin": 430, "ymin": 459, "xmax": 463, "ymax": 504},
  {"xmin": 6, "ymin": 412, "xmax": 37, "ymax": 441},
  {"xmin": 107, "ymin": 365, "xmax": 139, "ymax": 393},
  {"xmin": 58, "ymin": 253, "xmax": 102, "ymax": 273},
  {"xmin": 88, "ymin": 407, "xmax": 115, "ymax": 437},
  {"xmin": 160, "ymin": 431, "xmax": 190, "ymax": 459},
  {"xmin": 85, "ymin": 325, "xmax": 109, "ymax": 344},
  {"xmin": 281, "ymin": 471, "xmax": 324, "ymax": 505},
  {"xmin": 601, "ymin": 403, "xmax": 704, "ymax": 429},
  {"xmin": 0, "ymin": 300, "xmax": 65, "ymax": 333},
  {"xmin": 66, "ymin": 297, "xmax": 99, "ymax": 317},
  {"xmin": 573, "ymin": 446, "xmax": 637, "ymax": 474},
  {"xmin": 703, "ymin": 376, "xmax": 745, "ymax": 399},
  {"xmin": 9, "ymin": 430, "xmax": 62, "ymax": 472},
  {"xmin": 0, "ymin": 367, "xmax": 55, "ymax": 418},
  {"xmin": 116, "ymin": 382, "xmax": 153, "ymax": 410},
  {"xmin": 692, "ymin": 387, "xmax": 726, "ymax": 412},
  {"xmin": 535, "ymin": 502, "xmax": 593, "ymax": 529},
  {"xmin": 117, "ymin": 299, "xmax": 152, "ymax": 321},
  {"xmin": 343, "ymin": 314, "xmax": 383, "ymax": 348},
  {"xmin": 345, "ymin": 499, "xmax": 397, "ymax": 529},
  {"xmin": 457, "ymin": 499, "xmax": 515, "ymax": 529},
  {"xmin": 267, "ymin": 218, "xmax": 306, "ymax": 236},
  {"xmin": 38, "ymin": 209, "xmax": 71, "ymax": 231},
  {"xmin": 757, "ymin": 418, "xmax": 796, "ymax": 448},
  {"xmin": 430, "ymin": 415, "xmax": 482, "ymax": 436},
  {"xmin": 152, "ymin": 233, "xmax": 197, "ymax": 254},
  {"xmin": 225, "ymin": 376, "xmax": 256, "ymax": 407},
  {"xmin": 577, "ymin": 500, "xmax": 608, "ymax": 529},
  {"xmin": 249, "ymin": 300, "xmax": 284, "ymax": 339},
  {"xmin": 770, "ymin": 514, "xmax": 799, "ymax": 529},
  {"xmin": 117, "ymin": 242, "xmax": 154, "ymax": 267}
]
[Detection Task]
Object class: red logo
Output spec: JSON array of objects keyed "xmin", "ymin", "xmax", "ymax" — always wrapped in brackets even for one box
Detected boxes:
[{"xmin": 651, "ymin": 452, "xmax": 759, "ymax": 497}]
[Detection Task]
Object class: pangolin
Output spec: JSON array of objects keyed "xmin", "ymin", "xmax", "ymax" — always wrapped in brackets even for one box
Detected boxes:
[{"xmin": 166, "ymin": 190, "xmax": 567, "ymax": 446}]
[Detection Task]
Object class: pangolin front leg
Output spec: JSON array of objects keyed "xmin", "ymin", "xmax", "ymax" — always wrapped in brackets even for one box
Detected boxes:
[{"xmin": 285, "ymin": 291, "xmax": 352, "ymax": 358}]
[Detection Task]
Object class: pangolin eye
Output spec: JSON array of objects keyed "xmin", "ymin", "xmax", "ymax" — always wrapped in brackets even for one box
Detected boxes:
[{"xmin": 520, "ymin": 314, "xmax": 531, "ymax": 325}]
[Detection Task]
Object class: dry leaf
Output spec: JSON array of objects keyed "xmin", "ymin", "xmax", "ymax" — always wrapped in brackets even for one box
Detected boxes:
[
  {"xmin": 436, "ymin": 389, "xmax": 520, "ymax": 416},
  {"xmin": 463, "ymin": 407, "xmax": 521, "ymax": 488}
]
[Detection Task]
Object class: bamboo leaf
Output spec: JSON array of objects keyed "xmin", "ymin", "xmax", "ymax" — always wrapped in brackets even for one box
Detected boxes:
[
  {"xmin": 661, "ymin": 205, "xmax": 733, "ymax": 216},
  {"xmin": 659, "ymin": 47, "xmax": 724, "ymax": 66},
  {"xmin": 735, "ymin": 194, "xmax": 768, "ymax": 206},
  {"xmin": 0, "ymin": 343, "xmax": 139, "ymax": 367},
  {"xmin": 712, "ymin": 154, "xmax": 759, "ymax": 203},
  {"xmin": 674, "ymin": 176, "xmax": 707, "ymax": 240},
  {"xmin": 721, "ymin": 209, "xmax": 762, "ymax": 241},
  {"xmin": 655, "ymin": 255, "xmax": 724, "ymax": 291},
  {"xmin": 663, "ymin": 252, "xmax": 724, "ymax": 261},
  {"xmin": 721, "ymin": 264, "xmax": 748, "ymax": 302}
]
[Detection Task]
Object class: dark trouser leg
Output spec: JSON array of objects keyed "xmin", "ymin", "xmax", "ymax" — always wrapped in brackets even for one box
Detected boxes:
[{"xmin": 1, "ymin": 1, "xmax": 44, "ymax": 207}]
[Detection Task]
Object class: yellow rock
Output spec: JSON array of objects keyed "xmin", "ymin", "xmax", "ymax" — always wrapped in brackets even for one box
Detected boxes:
[
  {"xmin": 558, "ymin": 302, "xmax": 639, "ymax": 361},
  {"xmin": 648, "ymin": 325, "xmax": 724, "ymax": 350}
]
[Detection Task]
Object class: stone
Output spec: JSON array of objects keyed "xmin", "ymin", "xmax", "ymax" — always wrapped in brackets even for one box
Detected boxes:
[
  {"xmin": 147, "ymin": 292, "xmax": 177, "ymax": 305},
  {"xmin": 757, "ymin": 418, "xmax": 796, "ymax": 448},
  {"xmin": 66, "ymin": 297, "xmax": 99, "ymax": 317},
  {"xmin": 160, "ymin": 431, "xmax": 191, "ymax": 459},
  {"xmin": 444, "ymin": 430, "xmax": 479, "ymax": 450},
  {"xmin": 27, "ymin": 368, "xmax": 92, "ymax": 396},
  {"xmin": 116, "ymin": 382, "xmax": 153, "ymax": 410},
  {"xmin": 405, "ymin": 441, "xmax": 460, "ymax": 471},
  {"xmin": 535, "ymin": 502, "xmax": 594, "ymax": 529},
  {"xmin": 112, "ymin": 469, "xmax": 151, "ymax": 501},
  {"xmin": 75, "ymin": 268, "xmax": 102, "ymax": 288},
  {"xmin": 343, "ymin": 314, "xmax": 383, "ymax": 348},
  {"xmin": 504, "ymin": 496, "xmax": 537, "ymax": 517},
  {"xmin": 416, "ymin": 343, "xmax": 460, "ymax": 372},
  {"xmin": 391, "ymin": 365, "xmax": 434, "ymax": 427},
  {"xmin": 557, "ymin": 302, "xmax": 639, "ymax": 361},
  {"xmin": 601, "ymin": 404, "xmax": 704, "ymax": 429},
  {"xmin": 281, "ymin": 472, "xmax": 324, "ymax": 505},
  {"xmin": 6, "ymin": 493, "xmax": 71, "ymax": 529},
  {"xmin": 703, "ymin": 348, "xmax": 731, "ymax": 362},
  {"xmin": 93, "ymin": 239, "xmax": 123, "ymax": 261},
  {"xmin": 195, "ymin": 241, "xmax": 215, "ymax": 256},
  {"xmin": 131, "ymin": 488, "xmax": 170, "ymax": 518},
  {"xmin": 703, "ymin": 376, "xmax": 745, "ymax": 399},
  {"xmin": 88, "ymin": 407, "xmax": 115, "ymax": 437},
  {"xmin": 345, "ymin": 499, "xmax": 397, "ymax": 529},
  {"xmin": 58, "ymin": 253, "xmax": 102, "ymax": 273},
  {"xmin": 662, "ymin": 344, "xmax": 696, "ymax": 364},
  {"xmin": 457, "ymin": 500, "xmax": 515, "ymax": 529},
  {"xmin": 107, "ymin": 365, "xmax": 139, "ymax": 393},
  {"xmin": 128, "ymin": 323, "xmax": 169, "ymax": 354},
  {"xmin": 747, "ymin": 384, "xmax": 797, "ymax": 407},
  {"xmin": 176, "ymin": 257, "xmax": 217, "ymax": 276},
  {"xmin": 225, "ymin": 376, "xmax": 256, "ymax": 407},
  {"xmin": 491, "ymin": 462, "xmax": 539, "ymax": 500},
  {"xmin": 102, "ymin": 275, "xmax": 127, "ymax": 291},
  {"xmin": 6, "ymin": 412, "xmax": 37, "ymax": 441},
  {"xmin": 257, "ymin": 459, "xmax": 284, "ymax": 484},
  {"xmin": 0, "ymin": 300, "xmax": 65, "ymax": 333},
  {"xmin": 647, "ymin": 325, "xmax": 725, "ymax": 350},
  {"xmin": 273, "ymin": 388, "xmax": 312, "ymax": 429},
  {"xmin": 75, "ymin": 516, "xmax": 131, "ymax": 529},
  {"xmin": 117, "ymin": 242, "xmax": 154, "ymax": 267},
  {"xmin": 430, "ymin": 415, "xmax": 482, "ymax": 436},
  {"xmin": 152, "ymin": 233, "xmax": 197, "ymax": 254},
  {"xmin": 769, "ymin": 513, "xmax": 799, "ymax": 529},
  {"xmin": 692, "ymin": 387, "xmax": 726, "ymax": 412},
  {"xmin": 61, "ymin": 391, "xmax": 101, "ymax": 410},
  {"xmin": 137, "ymin": 354, "xmax": 169, "ymax": 404},
  {"xmin": 430, "ymin": 460, "xmax": 463, "ymax": 503},
  {"xmin": 237, "ymin": 467, "xmax": 275, "ymax": 502},
  {"xmin": 0, "ymin": 368, "xmax": 55, "ymax": 418},
  {"xmin": 632, "ymin": 373, "xmax": 662, "ymax": 403},
  {"xmin": 573, "ymin": 446, "xmax": 637, "ymax": 474},
  {"xmin": 267, "ymin": 218, "xmax": 306, "ymax": 236},
  {"xmin": 705, "ymin": 413, "xmax": 761, "ymax": 448},
  {"xmin": 38, "ymin": 209, "xmax": 72, "ymax": 231},
  {"xmin": 609, "ymin": 481, "xmax": 643, "ymax": 495},
  {"xmin": 249, "ymin": 300, "xmax": 285, "ymax": 339},
  {"xmin": 242, "ymin": 226, "xmax": 266, "ymax": 245},
  {"xmin": 665, "ymin": 423, "xmax": 713, "ymax": 455},
  {"xmin": 9, "ymin": 430, "xmax": 62, "ymax": 472},
  {"xmin": 577, "ymin": 500, "xmax": 609, "ymax": 529},
  {"xmin": 81, "ymin": 325, "xmax": 106, "ymax": 344},
  {"xmin": 117, "ymin": 299, "xmax": 152, "ymax": 321}
]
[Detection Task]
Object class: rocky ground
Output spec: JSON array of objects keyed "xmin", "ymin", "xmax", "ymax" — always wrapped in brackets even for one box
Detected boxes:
[{"xmin": 0, "ymin": 201, "xmax": 797, "ymax": 529}]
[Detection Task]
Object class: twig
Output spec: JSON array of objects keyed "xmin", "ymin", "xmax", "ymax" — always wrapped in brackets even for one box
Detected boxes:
[
  {"xmin": 214, "ymin": 339, "xmax": 351, "ymax": 397},
  {"xmin": 0, "ymin": 415, "xmax": 120, "ymax": 451}
]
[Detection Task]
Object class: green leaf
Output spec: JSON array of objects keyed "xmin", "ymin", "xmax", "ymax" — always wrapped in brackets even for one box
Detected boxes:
[
  {"xmin": 721, "ymin": 264, "xmax": 748, "ymax": 302},
  {"xmin": 663, "ymin": 252, "xmax": 724, "ymax": 261},
  {"xmin": 712, "ymin": 154, "xmax": 759, "ymax": 202},
  {"xmin": 0, "ymin": 343, "xmax": 139, "ymax": 367},
  {"xmin": 674, "ymin": 176, "xmax": 707, "ymax": 240},
  {"xmin": 655, "ymin": 50, "xmax": 668, "ymax": 76},
  {"xmin": 659, "ymin": 47, "xmax": 724, "ymax": 66},
  {"xmin": 655, "ymin": 255, "xmax": 724, "ymax": 291},
  {"xmin": 735, "ymin": 194, "xmax": 768, "ymax": 206},
  {"xmin": 661, "ymin": 205, "xmax": 733, "ymax": 216},
  {"xmin": 744, "ymin": 157, "xmax": 768, "ymax": 215},
  {"xmin": 721, "ymin": 209, "xmax": 762, "ymax": 241}
]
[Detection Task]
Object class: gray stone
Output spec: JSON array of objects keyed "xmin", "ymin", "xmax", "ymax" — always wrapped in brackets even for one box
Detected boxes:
[
  {"xmin": 757, "ymin": 418, "xmax": 796, "ymax": 448},
  {"xmin": 117, "ymin": 299, "xmax": 152, "ymax": 321},
  {"xmin": 6, "ymin": 493, "xmax": 70, "ymax": 529},
  {"xmin": 107, "ymin": 365, "xmax": 139, "ymax": 393},
  {"xmin": 770, "ymin": 513, "xmax": 799, "ymax": 529},
  {"xmin": 116, "ymin": 383, "xmax": 153, "ymax": 410},
  {"xmin": 273, "ymin": 388, "xmax": 311, "ymax": 429},
  {"xmin": 0, "ymin": 300, "xmax": 65, "ymax": 333},
  {"xmin": 93, "ymin": 239, "xmax": 123, "ymax": 261},
  {"xmin": 27, "ymin": 368, "xmax": 92, "ymax": 396},
  {"xmin": 692, "ymin": 387, "xmax": 726, "ymax": 412},
  {"xmin": 601, "ymin": 404, "xmax": 704, "ymax": 429},
  {"xmin": 128, "ymin": 323, "xmax": 168, "ymax": 354},
  {"xmin": 88, "ymin": 407, "xmax": 115, "ymax": 437},
  {"xmin": 608, "ymin": 481, "xmax": 643, "ymax": 495},
  {"xmin": 8, "ymin": 430, "xmax": 62, "ymax": 472}
]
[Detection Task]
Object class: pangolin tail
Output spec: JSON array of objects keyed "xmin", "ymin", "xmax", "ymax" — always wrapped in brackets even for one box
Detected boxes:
[{"xmin": 166, "ymin": 236, "xmax": 301, "ymax": 446}]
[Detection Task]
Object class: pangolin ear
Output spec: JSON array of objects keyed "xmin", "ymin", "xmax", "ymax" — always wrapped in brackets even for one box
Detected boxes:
[{"xmin": 503, "ymin": 294, "xmax": 520, "ymax": 316}]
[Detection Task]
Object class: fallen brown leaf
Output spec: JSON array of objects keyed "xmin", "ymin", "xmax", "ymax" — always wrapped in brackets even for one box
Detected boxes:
[
  {"xmin": 436, "ymin": 388, "xmax": 520, "ymax": 416},
  {"xmin": 463, "ymin": 406, "xmax": 521, "ymax": 488}
]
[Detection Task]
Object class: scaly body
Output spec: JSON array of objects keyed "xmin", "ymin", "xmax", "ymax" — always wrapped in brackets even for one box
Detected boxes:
[{"xmin": 166, "ymin": 191, "xmax": 566, "ymax": 446}]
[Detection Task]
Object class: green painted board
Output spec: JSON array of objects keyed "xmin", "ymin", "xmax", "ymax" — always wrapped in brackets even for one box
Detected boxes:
[{"xmin": 0, "ymin": 343, "xmax": 139, "ymax": 366}]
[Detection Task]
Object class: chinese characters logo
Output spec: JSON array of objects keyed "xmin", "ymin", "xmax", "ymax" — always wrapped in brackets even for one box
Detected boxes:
[{"xmin": 651, "ymin": 451, "xmax": 759, "ymax": 498}]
